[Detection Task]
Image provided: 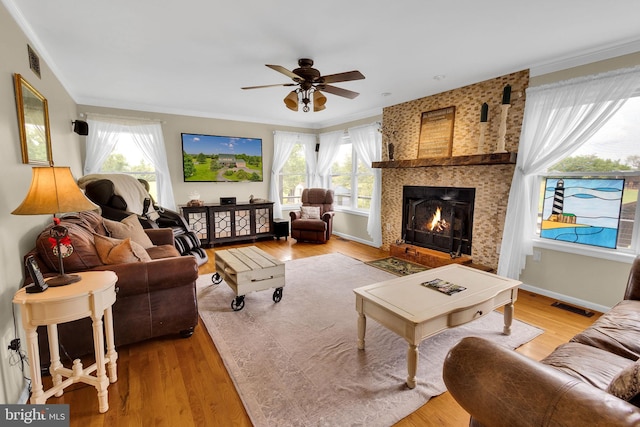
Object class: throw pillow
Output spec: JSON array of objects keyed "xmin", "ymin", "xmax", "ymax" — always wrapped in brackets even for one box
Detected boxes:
[
  {"xmin": 94, "ymin": 234, "xmax": 152, "ymax": 264},
  {"xmin": 608, "ymin": 361, "xmax": 640, "ymax": 401},
  {"xmin": 103, "ymin": 214, "xmax": 154, "ymax": 249},
  {"xmin": 301, "ymin": 206, "xmax": 321, "ymax": 220}
]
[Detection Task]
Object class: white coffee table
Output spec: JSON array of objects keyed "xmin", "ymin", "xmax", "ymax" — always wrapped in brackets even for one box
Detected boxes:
[{"xmin": 354, "ymin": 264, "xmax": 520, "ymax": 388}]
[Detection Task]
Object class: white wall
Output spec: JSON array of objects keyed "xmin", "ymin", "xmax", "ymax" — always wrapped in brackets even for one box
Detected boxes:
[{"xmin": 0, "ymin": 2, "xmax": 84, "ymax": 403}]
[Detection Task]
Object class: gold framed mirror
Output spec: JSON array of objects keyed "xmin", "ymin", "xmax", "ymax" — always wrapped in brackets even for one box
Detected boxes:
[{"xmin": 14, "ymin": 73, "xmax": 53, "ymax": 165}]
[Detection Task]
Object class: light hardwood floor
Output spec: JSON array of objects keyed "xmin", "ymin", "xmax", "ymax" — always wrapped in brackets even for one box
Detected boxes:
[{"xmin": 46, "ymin": 236, "xmax": 602, "ymax": 426}]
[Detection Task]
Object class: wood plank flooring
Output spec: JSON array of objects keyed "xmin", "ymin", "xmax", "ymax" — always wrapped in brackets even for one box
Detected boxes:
[{"xmin": 45, "ymin": 236, "xmax": 602, "ymax": 426}]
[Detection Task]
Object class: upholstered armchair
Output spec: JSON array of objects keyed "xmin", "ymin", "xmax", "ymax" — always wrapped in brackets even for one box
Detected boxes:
[
  {"xmin": 289, "ymin": 188, "xmax": 335, "ymax": 243},
  {"xmin": 78, "ymin": 173, "xmax": 208, "ymax": 266}
]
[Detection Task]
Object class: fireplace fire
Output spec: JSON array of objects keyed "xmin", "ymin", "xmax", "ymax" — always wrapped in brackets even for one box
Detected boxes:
[{"xmin": 401, "ymin": 186, "xmax": 475, "ymax": 256}]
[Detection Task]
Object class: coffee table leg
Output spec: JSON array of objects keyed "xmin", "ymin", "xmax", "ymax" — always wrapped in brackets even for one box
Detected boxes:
[
  {"xmin": 503, "ymin": 302, "xmax": 514, "ymax": 335},
  {"xmin": 357, "ymin": 312, "xmax": 366, "ymax": 350},
  {"xmin": 407, "ymin": 344, "xmax": 418, "ymax": 389}
]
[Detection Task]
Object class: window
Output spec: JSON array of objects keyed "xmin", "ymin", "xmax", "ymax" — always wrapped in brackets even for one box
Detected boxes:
[
  {"xmin": 99, "ymin": 132, "xmax": 158, "ymax": 200},
  {"xmin": 279, "ymin": 143, "xmax": 307, "ymax": 206},
  {"xmin": 329, "ymin": 140, "xmax": 374, "ymax": 211},
  {"xmin": 537, "ymin": 96, "xmax": 640, "ymax": 253}
]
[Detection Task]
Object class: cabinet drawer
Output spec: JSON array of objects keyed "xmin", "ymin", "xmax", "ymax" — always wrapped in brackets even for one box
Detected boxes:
[{"xmin": 448, "ymin": 299, "xmax": 495, "ymax": 327}]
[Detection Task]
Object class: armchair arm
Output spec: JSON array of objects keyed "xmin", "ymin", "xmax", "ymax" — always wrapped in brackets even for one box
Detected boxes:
[
  {"xmin": 624, "ymin": 256, "xmax": 640, "ymax": 300},
  {"xmin": 443, "ymin": 337, "xmax": 640, "ymax": 427},
  {"xmin": 322, "ymin": 211, "xmax": 335, "ymax": 222},
  {"xmin": 290, "ymin": 211, "xmax": 302, "ymax": 221},
  {"xmin": 144, "ymin": 228, "xmax": 175, "ymax": 246},
  {"xmin": 91, "ymin": 255, "xmax": 198, "ymax": 298}
]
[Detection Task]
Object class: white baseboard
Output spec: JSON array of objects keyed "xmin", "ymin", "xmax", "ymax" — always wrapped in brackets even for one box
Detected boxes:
[
  {"xmin": 520, "ymin": 283, "xmax": 611, "ymax": 314},
  {"xmin": 332, "ymin": 231, "xmax": 378, "ymax": 248}
]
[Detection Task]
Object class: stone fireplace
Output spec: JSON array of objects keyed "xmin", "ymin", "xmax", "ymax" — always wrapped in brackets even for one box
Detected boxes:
[
  {"xmin": 376, "ymin": 69, "xmax": 528, "ymax": 270},
  {"xmin": 402, "ymin": 186, "xmax": 475, "ymax": 256}
]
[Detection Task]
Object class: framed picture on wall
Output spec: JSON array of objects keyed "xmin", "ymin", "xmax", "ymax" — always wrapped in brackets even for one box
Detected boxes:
[
  {"xmin": 418, "ymin": 106, "xmax": 455, "ymax": 159},
  {"xmin": 13, "ymin": 73, "xmax": 53, "ymax": 165}
]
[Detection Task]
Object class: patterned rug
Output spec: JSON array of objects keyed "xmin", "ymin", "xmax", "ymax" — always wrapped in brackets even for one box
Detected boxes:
[
  {"xmin": 197, "ymin": 253, "xmax": 543, "ymax": 427},
  {"xmin": 366, "ymin": 256, "xmax": 430, "ymax": 275}
]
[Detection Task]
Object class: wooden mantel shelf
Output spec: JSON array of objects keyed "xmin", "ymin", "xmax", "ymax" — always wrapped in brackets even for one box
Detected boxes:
[{"xmin": 372, "ymin": 152, "xmax": 517, "ymax": 169}]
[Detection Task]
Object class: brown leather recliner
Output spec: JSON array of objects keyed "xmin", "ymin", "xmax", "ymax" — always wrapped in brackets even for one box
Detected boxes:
[
  {"xmin": 289, "ymin": 188, "xmax": 335, "ymax": 243},
  {"xmin": 23, "ymin": 210, "xmax": 199, "ymax": 370}
]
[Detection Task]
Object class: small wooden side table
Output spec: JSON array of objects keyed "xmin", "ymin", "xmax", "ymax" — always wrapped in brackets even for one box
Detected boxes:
[{"xmin": 13, "ymin": 271, "xmax": 119, "ymax": 413}]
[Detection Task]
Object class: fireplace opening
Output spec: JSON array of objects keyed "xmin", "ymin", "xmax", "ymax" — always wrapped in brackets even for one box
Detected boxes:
[{"xmin": 402, "ymin": 186, "xmax": 475, "ymax": 256}]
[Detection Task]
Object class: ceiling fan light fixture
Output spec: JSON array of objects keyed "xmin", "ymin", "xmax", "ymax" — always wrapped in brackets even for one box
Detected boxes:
[
  {"xmin": 313, "ymin": 90, "xmax": 327, "ymax": 112},
  {"xmin": 284, "ymin": 90, "xmax": 298, "ymax": 111}
]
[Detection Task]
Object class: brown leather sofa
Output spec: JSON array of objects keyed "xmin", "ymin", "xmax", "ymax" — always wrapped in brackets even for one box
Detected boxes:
[
  {"xmin": 289, "ymin": 188, "xmax": 335, "ymax": 243},
  {"xmin": 443, "ymin": 256, "xmax": 640, "ymax": 426},
  {"xmin": 23, "ymin": 210, "xmax": 199, "ymax": 368}
]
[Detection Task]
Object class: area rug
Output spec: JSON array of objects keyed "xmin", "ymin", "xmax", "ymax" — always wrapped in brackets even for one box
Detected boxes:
[
  {"xmin": 196, "ymin": 253, "xmax": 542, "ymax": 427},
  {"xmin": 365, "ymin": 256, "xmax": 430, "ymax": 276}
]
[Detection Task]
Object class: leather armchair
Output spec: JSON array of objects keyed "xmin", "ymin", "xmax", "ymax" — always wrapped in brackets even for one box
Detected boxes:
[
  {"xmin": 289, "ymin": 188, "xmax": 335, "ymax": 243},
  {"xmin": 78, "ymin": 173, "xmax": 208, "ymax": 266}
]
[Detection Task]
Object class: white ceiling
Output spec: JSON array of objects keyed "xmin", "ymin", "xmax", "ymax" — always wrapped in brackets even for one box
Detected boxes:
[{"xmin": 5, "ymin": 0, "xmax": 640, "ymax": 129}]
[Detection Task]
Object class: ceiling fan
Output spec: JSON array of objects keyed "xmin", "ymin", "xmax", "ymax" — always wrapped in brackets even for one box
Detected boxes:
[{"xmin": 241, "ymin": 58, "xmax": 365, "ymax": 112}]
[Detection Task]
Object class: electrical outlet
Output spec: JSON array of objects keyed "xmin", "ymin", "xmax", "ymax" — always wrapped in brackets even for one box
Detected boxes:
[{"xmin": 533, "ymin": 249, "xmax": 542, "ymax": 262}]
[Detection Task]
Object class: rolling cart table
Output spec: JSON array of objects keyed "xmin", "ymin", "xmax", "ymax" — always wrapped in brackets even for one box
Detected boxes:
[{"xmin": 213, "ymin": 246, "xmax": 285, "ymax": 311}]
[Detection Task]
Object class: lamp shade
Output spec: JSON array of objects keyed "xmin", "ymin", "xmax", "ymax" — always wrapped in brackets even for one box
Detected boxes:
[
  {"xmin": 12, "ymin": 166, "xmax": 98, "ymax": 215},
  {"xmin": 313, "ymin": 90, "xmax": 327, "ymax": 112},
  {"xmin": 284, "ymin": 90, "xmax": 299, "ymax": 111}
]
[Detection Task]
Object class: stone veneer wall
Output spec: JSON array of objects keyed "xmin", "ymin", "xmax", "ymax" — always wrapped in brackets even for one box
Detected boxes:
[{"xmin": 380, "ymin": 70, "xmax": 529, "ymax": 269}]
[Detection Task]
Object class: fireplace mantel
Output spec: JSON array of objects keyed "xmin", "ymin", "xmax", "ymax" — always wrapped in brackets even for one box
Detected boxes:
[{"xmin": 372, "ymin": 152, "xmax": 517, "ymax": 169}]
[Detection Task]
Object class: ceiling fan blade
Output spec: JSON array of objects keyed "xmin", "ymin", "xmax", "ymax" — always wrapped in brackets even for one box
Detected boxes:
[
  {"xmin": 266, "ymin": 64, "xmax": 302, "ymax": 81},
  {"xmin": 321, "ymin": 85, "xmax": 360, "ymax": 99},
  {"xmin": 320, "ymin": 70, "xmax": 365, "ymax": 84},
  {"xmin": 241, "ymin": 83, "xmax": 296, "ymax": 90}
]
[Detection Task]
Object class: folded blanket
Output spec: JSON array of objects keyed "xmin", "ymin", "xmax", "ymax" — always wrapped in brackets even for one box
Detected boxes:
[{"xmin": 78, "ymin": 173, "xmax": 159, "ymax": 220}]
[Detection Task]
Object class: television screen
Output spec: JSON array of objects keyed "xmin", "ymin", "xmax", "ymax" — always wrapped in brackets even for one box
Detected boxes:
[{"xmin": 181, "ymin": 133, "xmax": 263, "ymax": 182}]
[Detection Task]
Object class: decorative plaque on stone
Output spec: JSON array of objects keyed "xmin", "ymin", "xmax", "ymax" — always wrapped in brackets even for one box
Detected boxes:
[{"xmin": 418, "ymin": 106, "xmax": 455, "ymax": 158}]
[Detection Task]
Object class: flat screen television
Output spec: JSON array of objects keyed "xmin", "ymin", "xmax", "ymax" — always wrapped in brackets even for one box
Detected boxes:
[{"xmin": 181, "ymin": 133, "xmax": 263, "ymax": 182}]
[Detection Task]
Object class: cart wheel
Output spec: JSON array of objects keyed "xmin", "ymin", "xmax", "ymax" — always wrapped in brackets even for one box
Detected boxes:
[
  {"xmin": 273, "ymin": 287, "xmax": 283, "ymax": 303},
  {"xmin": 231, "ymin": 296, "xmax": 245, "ymax": 311},
  {"xmin": 212, "ymin": 272, "xmax": 223, "ymax": 285}
]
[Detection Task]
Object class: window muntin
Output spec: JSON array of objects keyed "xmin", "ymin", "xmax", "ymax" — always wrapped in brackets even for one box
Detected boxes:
[{"xmin": 329, "ymin": 141, "xmax": 374, "ymax": 212}]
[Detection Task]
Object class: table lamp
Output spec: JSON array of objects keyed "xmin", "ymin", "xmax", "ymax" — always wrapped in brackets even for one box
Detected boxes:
[{"xmin": 12, "ymin": 166, "xmax": 98, "ymax": 286}]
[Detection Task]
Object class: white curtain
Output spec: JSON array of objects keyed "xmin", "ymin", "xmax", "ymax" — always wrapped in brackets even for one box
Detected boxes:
[
  {"xmin": 128, "ymin": 123, "xmax": 176, "ymax": 211},
  {"xmin": 84, "ymin": 119, "xmax": 120, "ymax": 174},
  {"xmin": 498, "ymin": 66, "xmax": 640, "ymax": 279},
  {"xmin": 270, "ymin": 131, "xmax": 316, "ymax": 218},
  {"xmin": 349, "ymin": 123, "xmax": 383, "ymax": 246},
  {"xmin": 84, "ymin": 118, "xmax": 177, "ymax": 210},
  {"xmin": 316, "ymin": 130, "xmax": 344, "ymax": 187}
]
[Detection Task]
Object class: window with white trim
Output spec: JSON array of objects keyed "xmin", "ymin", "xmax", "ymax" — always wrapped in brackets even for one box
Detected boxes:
[
  {"xmin": 537, "ymin": 96, "xmax": 640, "ymax": 253},
  {"xmin": 99, "ymin": 132, "xmax": 158, "ymax": 200},
  {"xmin": 329, "ymin": 139, "xmax": 374, "ymax": 212},
  {"xmin": 279, "ymin": 142, "xmax": 307, "ymax": 207}
]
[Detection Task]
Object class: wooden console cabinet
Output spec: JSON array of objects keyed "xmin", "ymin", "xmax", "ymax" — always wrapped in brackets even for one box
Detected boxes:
[{"xmin": 181, "ymin": 202, "xmax": 274, "ymax": 247}]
